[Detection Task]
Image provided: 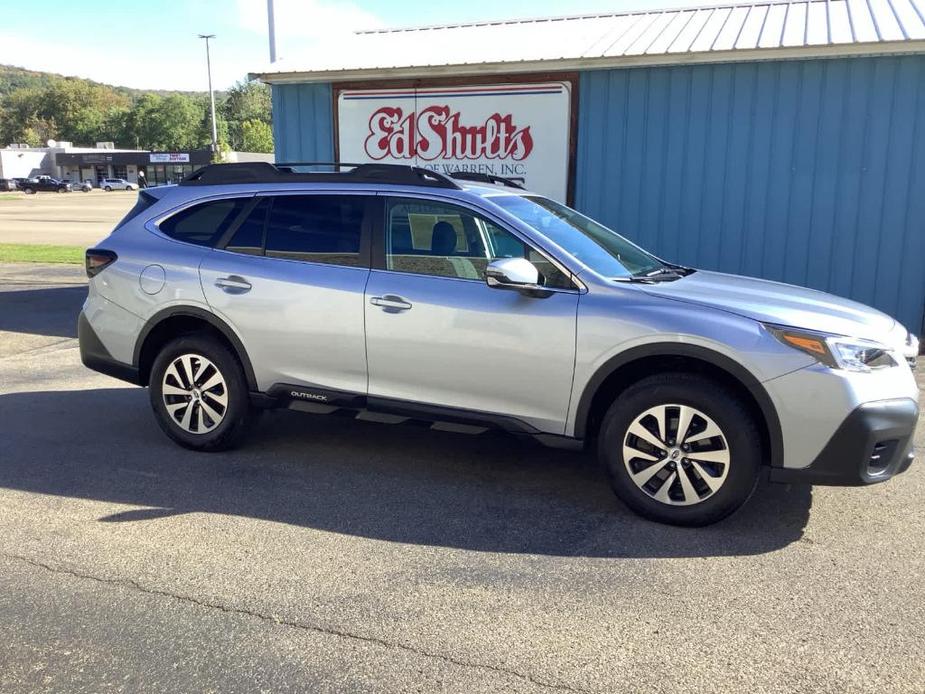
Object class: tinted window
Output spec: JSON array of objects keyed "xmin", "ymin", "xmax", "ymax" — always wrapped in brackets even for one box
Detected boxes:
[
  {"xmin": 160, "ymin": 198, "xmax": 248, "ymax": 247},
  {"xmin": 385, "ymin": 198, "xmax": 573, "ymax": 289},
  {"xmin": 225, "ymin": 198, "xmax": 269, "ymax": 255},
  {"xmin": 264, "ymin": 195, "xmax": 365, "ymax": 267}
]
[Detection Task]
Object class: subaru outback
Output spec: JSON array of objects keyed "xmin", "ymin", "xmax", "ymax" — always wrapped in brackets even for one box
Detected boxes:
[{"xmin": 78, "ymin": 162, "xmax": 920, "ymax": 526}]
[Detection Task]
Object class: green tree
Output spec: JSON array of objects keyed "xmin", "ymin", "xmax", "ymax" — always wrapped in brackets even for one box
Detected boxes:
[
  {"xmin": 127, "ymin": 93, "xmax": 209, "ymax": 150},
  {"xmin": 0, "ymin": 87, "xmax": 48, "ymax": 145},
  {"xmin": 221, "ymin": 79, "xmax": 272, "ymax": 151},
  {"xmin": 239, "ymin": 119, "xmax": 274, "ymax": 153},
  {"xmin": 37, "ymin": 79, "xmax": 130, "ymax": 145}
]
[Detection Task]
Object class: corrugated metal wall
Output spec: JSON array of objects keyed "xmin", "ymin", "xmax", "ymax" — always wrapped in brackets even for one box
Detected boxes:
[
  {"xmin": 270, "ymin": 58, "xmax": 925, "ymax": 333},
  {"xmin": 576, "ymin": 55, "xmax": 925, "ymax": 333},
  {"xmin": 271, "ymin": 83, "xmax": 334, "ymax": 163}
]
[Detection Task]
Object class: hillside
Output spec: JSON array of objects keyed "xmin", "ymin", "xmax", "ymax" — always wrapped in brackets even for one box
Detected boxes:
[
  {"xmin": 0, "ymin": 64, "xmax": 216, "ymax": 100},
  {"xmin": 0, "ymin": 64, "xmax": 269, "ymax": 152}
]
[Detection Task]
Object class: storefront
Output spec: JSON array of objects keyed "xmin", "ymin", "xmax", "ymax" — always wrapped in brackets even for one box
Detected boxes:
[{"xmin": 55, "ymin": 149, "xmax": 212, "ymax": 186}]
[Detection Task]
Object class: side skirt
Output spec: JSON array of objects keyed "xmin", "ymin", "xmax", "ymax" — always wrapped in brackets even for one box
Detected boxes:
[{"xmin": 253, "ymin": 383, "xmax": 583, "ymax": 449}]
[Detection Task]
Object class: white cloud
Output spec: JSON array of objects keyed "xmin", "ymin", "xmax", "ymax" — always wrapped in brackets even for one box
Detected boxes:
[{"xmin": 236, "ymin": 0, "xmax": 383, "ymax": 61}]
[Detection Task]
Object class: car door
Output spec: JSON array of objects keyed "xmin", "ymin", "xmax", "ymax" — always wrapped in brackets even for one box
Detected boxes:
[
  {"xmin": 198, "ymin": 192, "xmax": 373, "ymax": 395},
  {"xmin": 364, "ymin": 195, "xmax": 581, "ymax": 435}
]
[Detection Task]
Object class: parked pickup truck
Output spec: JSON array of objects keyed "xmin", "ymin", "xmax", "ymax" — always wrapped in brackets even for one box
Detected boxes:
[{"xmin": 18, "ymin": 176, "xmax": 71, "ymax": 194}]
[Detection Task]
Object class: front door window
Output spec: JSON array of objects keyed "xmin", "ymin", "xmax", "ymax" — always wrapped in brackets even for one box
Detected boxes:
[{"xmin": 384, "ymin": 198, "xmax": 573, "ymax": 289}]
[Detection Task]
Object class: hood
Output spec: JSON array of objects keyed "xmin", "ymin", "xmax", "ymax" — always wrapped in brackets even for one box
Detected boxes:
[{"xmin": 640, "ymin": 270, "xmax": 897, "ymax": 340}]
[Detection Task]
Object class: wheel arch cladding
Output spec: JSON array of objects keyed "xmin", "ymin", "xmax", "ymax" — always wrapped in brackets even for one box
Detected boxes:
[
  {"xmin": 575, "ymin": 343, "xmax": 783, "ymax": 468},
  {"xmin": 134, "ymin": 307, "xmax": 258, "ymax": 391}
]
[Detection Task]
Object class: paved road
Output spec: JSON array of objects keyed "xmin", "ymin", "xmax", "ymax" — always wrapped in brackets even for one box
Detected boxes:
[
  {"xmin": 0, "ymin": 263, "xmax": 923, "ymax": 693},
  {"xmin": 0, "ymin": 191, "xmax": 135, "ymax": 246}
]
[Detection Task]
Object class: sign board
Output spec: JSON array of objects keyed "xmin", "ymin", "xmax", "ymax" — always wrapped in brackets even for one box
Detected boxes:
[
  {"xmin": 150, "ymin": 153, "xmax": 190, "ymax": 163},
  {"xmin": 337, "ymin": 82, "xmax": 571, "ymax": 201}
]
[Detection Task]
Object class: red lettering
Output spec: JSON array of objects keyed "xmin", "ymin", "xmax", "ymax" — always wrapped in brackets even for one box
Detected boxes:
[{"xmin": 363, "ymin": 105, "xmax": 533, "ymax": 161}]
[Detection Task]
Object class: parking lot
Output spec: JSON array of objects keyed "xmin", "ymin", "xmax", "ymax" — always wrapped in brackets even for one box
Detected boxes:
[
  {"xmin": 0, "ymin": 261, "xmax": 922, "ymax": 692},
  {"xmin": 0, "ymin": 191, "xmax": 136, "ymax": 247}
]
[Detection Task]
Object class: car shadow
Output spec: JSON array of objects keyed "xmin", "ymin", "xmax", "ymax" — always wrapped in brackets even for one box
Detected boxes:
[
  {"xmin": 0, "ymin": 387, "xmax": 812, "ymax": 558},
  {"xmin": 0, "ymin": 286, "xmax": 86, "ymax": 339}
]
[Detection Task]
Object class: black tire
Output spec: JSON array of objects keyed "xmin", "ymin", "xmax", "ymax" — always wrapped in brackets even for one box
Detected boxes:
[
  {"xmin": 149, "ymin": 334, "xmax": 256, "ymax": 451},
  {"xmin": 598, "ymin": 372, "xmax": 762, "ymax": 526},
  {"xmin": 23, "ymin": 187, "xmax": 34, "ymax": 195},
  {"xmin": 104, "ymin": 186, "xmax": 112, "ymax": 192}
]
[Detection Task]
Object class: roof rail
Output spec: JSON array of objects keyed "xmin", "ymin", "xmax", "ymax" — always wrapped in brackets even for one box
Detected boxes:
[
  {"xmin": 448, "ymin": 171, "xmax": 525, "ymax": 190},
  {"xmin": 180, "ymin": 161, "xmax": 461, "ymax": 189}
]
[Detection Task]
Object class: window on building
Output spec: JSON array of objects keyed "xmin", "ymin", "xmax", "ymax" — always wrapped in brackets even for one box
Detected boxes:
[
  {"xmin": 264, "ymin": 195, "xmax": 366, "ymax": 267},
  {"xmin": 113, "ymin": 165, "xmax": 127, "ymax": 180},
  {"xmin": 385, "ymin": 198, "xmax": 573, "ymax": 288},
  {"xmin": 159, "ymin": 197, "xmax": 249, "ymax": 247}
]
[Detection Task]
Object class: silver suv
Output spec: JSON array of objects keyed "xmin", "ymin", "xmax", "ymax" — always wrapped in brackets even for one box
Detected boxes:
[{"xmin": 78, "ymin": 162, "xmax": 920, "ymax": 526}]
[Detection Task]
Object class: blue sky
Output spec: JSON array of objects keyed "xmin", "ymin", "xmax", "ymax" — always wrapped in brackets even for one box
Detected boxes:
[{"xmin": 0, "ymin": 0, "xmax": 720, "ymax": 91}]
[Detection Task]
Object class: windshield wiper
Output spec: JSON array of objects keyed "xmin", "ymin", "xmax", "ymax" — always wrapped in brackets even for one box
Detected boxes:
[
  {"xmin": 613, "ymin": 276, "xmax": 657, "ymax": 283},
  {"xmin": 614, "ymin": 265, "xmax": 695, "ymax": 283}
]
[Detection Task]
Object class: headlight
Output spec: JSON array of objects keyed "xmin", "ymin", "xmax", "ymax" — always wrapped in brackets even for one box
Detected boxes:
[{"xmin": 766, "ymin": 326, "xmax": 897, "ymax": 372}]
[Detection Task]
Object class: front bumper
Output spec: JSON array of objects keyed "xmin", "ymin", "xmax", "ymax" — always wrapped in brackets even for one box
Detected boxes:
[{"xmin": 770, "ymin": 398, "xmax": 918, "ymax": 486}]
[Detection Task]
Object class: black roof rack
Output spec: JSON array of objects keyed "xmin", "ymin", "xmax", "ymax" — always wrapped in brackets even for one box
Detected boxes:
[
  {"xmin": 448, "ymin": 171, "xmax": 525, "ymax": 190},
  {"xmin": 180, "ymin": 161, "xmax": 461, "ymax": 189}
]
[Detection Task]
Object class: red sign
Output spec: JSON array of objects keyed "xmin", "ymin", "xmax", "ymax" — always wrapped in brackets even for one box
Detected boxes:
[{"xmin": 364, "ymin": 106, "xmax": 534, "ymax": 162}]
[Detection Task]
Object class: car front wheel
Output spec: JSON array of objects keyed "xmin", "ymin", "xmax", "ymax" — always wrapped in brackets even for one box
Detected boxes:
[
  {"xmin": 149, "ymin": 334, "xmax": 257, "ymax": 451},
  {"xmin": 598, "ymin": 373, "xmax": 762, "ymax": 526}
]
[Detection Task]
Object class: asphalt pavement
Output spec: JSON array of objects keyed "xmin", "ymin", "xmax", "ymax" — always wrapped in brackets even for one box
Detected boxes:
[{"xmin": 0, "ymin": 263, "xmax": 923, "ymax": 693}]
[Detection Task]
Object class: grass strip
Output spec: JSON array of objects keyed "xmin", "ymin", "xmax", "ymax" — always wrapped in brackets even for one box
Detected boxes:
[{"xmin": 0, "ymin": 243, "xmax": 85, "ymax": 264}]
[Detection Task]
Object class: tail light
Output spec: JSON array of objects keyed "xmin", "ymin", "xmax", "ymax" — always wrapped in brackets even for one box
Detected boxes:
[{"xmin": 85, "ymin": 249, "xmax": 117, "ymax": 278}]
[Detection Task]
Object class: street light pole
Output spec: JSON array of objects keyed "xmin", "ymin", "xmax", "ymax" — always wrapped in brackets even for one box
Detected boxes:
[
  {"xmin": 198, "ymin": 34, "xmax": 219, "ymax": 156},
  {"xmin": 267, "ymin": 0, "xmax": 277, "ymax": 62}
]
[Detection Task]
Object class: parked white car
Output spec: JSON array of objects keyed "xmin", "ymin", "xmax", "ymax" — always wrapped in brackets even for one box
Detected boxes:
[{"xmin": 100, "ymin": 178, "xmax": 136, "ymax": 191}]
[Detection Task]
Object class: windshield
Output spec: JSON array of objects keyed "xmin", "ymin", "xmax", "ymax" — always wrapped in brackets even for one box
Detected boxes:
[{"xmin": 491, "ymin": 195, "xmax": 666, "ymax": 278}]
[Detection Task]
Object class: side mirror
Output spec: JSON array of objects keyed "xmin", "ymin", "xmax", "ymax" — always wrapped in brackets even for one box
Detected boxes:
[{"xmin": 485, "ymin": 257, "xmax": 544, "ymax": 293}]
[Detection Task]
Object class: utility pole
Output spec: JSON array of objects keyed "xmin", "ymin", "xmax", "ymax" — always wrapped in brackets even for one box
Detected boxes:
[
  {"xmin": 267, "ymin": 0, "xmax": 277, "ymax": 62},
  {"xmin": 198, "ymin": 34, "xmax": 219, "ymax": 156}
]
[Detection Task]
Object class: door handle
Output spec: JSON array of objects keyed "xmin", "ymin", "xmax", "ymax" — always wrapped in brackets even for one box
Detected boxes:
[
  {"xmin": 214, "ymin": 275, "xmax": 252, "ymax": 294},
  {"xmin": 370, "ymin": 295, "xmax": 412, "ymax": 312}
]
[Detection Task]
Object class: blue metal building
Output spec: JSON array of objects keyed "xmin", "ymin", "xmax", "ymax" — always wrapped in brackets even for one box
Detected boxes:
[{"xmin": 254, "ymin": 0, "xmax": 925, "ymax": 334}]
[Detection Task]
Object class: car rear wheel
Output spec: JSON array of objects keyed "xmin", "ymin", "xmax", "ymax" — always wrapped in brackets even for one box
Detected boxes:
[
  {"xmin": 104, "ymin": 186, "xmax": 112, "ymax": 192},
  {"xmin": 149, "ymin": 334, "xmax": 257, "ymax": 451},
  {"xmin": 598, "ymin": 372, "xmax": 762, "ymax": 526},
  {"xmin": 23, "ymin": 187, "xmax": 35, "ymax": 194}
]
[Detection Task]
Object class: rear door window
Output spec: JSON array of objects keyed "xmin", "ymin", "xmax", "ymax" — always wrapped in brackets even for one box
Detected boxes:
[
  {"xmin": 224, "ymin": 198, "xmax": 270, "ymax": 255},
  {"xmin": 264, "ymin": 195, "xmax": 367, "ymax": 267},
  {"xmin": 159, "ymin": 197, "xmax": 249, "ymax": 247}
]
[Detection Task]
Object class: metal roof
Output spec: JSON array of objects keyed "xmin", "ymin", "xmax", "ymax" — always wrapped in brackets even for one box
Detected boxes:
[{"xmin": 253, "ymin": 0, "xmax": 925, "ymax": 83}]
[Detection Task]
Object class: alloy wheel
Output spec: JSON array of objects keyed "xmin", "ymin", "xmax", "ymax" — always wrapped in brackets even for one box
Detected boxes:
[
  {"xmin": 161, "ymin": 353, "xmax": 228, "ymax": 434},
  {"xmin": 622, "ymin": 404, "xmax": 730, "ymax": 506}
]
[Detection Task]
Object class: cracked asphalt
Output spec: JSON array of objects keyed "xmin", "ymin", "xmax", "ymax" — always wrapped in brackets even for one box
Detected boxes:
[{"xmin": 0, "ymin": 262, "xmax": 923, "ymax": 693}]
